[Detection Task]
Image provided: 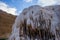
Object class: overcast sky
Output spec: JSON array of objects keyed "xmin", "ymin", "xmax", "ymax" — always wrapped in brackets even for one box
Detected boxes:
[{"xmin": 0, "ymin": 0, "xmax": 60, "ymax": 15}]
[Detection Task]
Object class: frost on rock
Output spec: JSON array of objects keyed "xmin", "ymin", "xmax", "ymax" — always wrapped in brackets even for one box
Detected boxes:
[{"xmin": 9, "ymin": 5, "xmax": 60, "ymax": 40}]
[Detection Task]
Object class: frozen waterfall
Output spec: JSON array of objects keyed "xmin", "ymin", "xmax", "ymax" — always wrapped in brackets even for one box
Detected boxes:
[{"xmin": 9, "ymin": 5, "xmax": 60, "ymax": 40}]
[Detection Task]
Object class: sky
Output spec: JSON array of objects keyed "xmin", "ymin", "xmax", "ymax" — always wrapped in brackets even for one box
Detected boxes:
[{"xmin": 0, "ymin": 0, "xmax": 60, "ymax": 15}]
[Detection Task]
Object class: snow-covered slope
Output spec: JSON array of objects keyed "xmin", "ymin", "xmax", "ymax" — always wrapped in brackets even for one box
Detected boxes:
[{"xmin": 9, "ymin": 5, "xmax": 60, "ymax": 40}]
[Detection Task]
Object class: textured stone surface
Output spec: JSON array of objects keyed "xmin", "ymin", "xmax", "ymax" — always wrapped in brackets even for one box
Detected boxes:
[{"xmin": 0, "ymin": 10, "xmax": 16, "ymax": 38}]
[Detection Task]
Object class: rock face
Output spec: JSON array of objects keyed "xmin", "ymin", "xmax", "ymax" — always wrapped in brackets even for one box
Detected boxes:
[
  {"xmin": 9, "ymin": 5, "xmax": 60, "ymax": 40},
  {"xmin": 0, "ymin": 10, "xmax": 16, "ymax": 38}
]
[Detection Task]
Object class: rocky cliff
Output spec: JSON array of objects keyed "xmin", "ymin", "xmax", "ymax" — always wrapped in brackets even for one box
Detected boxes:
[{"xmin": 0, "ymin": 10, "xmax": 16, "ymax": 38}]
